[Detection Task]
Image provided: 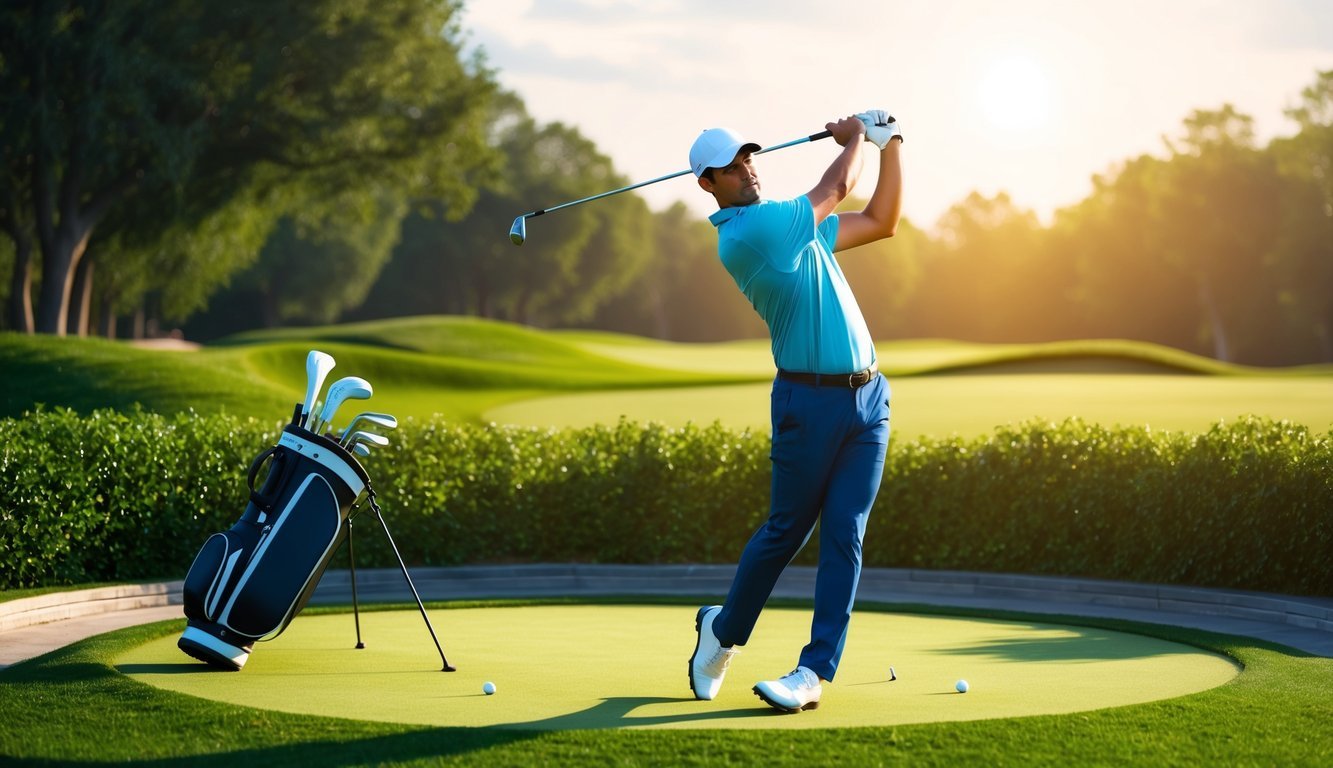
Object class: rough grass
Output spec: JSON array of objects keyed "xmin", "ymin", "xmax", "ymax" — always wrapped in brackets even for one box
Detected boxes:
[{"xmin": 1, "ymin": 600, "xmax": 1330, "ymax": 766}]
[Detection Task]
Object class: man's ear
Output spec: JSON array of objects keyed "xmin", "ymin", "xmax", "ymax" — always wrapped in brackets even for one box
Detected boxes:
[{"xmin": 697, "ymin": 175, "xmax": 714, "ymax": 194}]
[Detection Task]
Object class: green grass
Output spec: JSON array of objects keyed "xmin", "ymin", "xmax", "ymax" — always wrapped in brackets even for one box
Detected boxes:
[
  {"xmin": 2, "ymin": 600, "xmax": 1330, "ymax": 765},
  {"xmin": 4, "ymin": 318, "xmax": 1331, "ymax": 440},
  {"xmin": 117, "ymin": 605, "xmax": 1239, "ymax": 730},
  {"xmin": 485, "ymin": 373, "xmax": 1333, "ymax": 441}
]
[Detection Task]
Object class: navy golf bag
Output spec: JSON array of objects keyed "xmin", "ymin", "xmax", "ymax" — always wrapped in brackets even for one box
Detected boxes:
[{"xmin": 178, "ymin": 423, "xmax": 368, "ymax": 670}]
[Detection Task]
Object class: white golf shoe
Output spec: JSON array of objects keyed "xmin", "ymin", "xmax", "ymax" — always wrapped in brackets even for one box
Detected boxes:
[
  {"xmin": 689, "ymin": 605, "xmax": 739, "ymax": 700},
  {"xmin": 753, "ymin": 666, "xmax": 822, "ymax": 713}
]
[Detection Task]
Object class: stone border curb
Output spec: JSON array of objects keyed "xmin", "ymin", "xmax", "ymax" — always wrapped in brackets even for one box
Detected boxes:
[{"xmin": 0, "ymin": 581, "xmax": 183, "ymax": 633}]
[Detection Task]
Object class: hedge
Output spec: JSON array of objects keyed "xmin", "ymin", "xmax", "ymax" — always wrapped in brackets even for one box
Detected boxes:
[{"xmin": 1, "ymin": 409, "xmax": 1329, "ymax": 595}]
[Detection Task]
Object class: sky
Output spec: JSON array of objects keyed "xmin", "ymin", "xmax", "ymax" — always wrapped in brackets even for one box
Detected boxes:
[{"xmin": 459, "ymin": 0, "xmax": 1333, "ymax": 230}]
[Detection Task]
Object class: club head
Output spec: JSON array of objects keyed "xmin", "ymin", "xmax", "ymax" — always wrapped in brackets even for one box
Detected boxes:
[
  {"xmin": 347, "ymin": 430, "xmax": 389, "ymax": 449},
  {"xmin": 351, "ymin": 443, "xmax": 371, "ymax": 458},
  {"xmin": 509, "ymin": 215, "xmax": 526, "ymax": 246},
  {"xmin": 302, "ymin": 351, "xmax": 336, "ymax": 427},
  {"xmin": 339, "ymin": 413, "xmax": 398, "ymax": 444},
  {"xmin": 316, "ymin": 376, "xmax": 373, "ymax": 434}
]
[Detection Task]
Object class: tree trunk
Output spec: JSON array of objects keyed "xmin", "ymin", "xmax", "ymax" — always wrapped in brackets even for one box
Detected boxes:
[
  {"xmin": 100, "ymin": 300, "xmax": 118, "ymax": 339},
  {"xmin": 68, "ymin": 257, "xmax": 95, "ymax": 337},
  {"xmin": 6, "ymin": 235, "xmax": 35, "ymax": 333},
  {"xmin": 34, "ymin": 225, "xmax": 92, "ymax": 336},
  {"xmin": 1197, "ymin": 277, "xmax": 1231, "ymax": 362}
]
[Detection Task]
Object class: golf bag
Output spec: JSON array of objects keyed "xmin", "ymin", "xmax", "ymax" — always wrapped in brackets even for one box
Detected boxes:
[{"xmin": 178, "ymin": 423, "xmax": 368, "ymax": 670}]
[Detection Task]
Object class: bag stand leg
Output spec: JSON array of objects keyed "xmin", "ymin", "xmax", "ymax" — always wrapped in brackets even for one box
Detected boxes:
[
  {"xmin": 346, "ymin": 516, "xmax": 365, "ymax": 650},
  {"xmin": 347, "ymin": 488, "xmax": 456, "ymax": 672}
]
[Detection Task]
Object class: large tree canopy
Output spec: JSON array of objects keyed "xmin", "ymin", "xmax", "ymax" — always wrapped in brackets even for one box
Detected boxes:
[{"xmin": 0, "ymin": 0, "xmax": 497, "ymax": 334}]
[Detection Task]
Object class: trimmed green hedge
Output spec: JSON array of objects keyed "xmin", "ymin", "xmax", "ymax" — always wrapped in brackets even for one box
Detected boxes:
[{"xmin": 1, "ymin": 410, "xmax": 1329, "ymax": 595}]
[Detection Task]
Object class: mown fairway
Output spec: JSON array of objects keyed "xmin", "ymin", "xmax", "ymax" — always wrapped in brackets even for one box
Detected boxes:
[
  {"xmin": 2, "ymin": 316, "xmax": 1333, "ymax": 437},
  {"xmin": 3, "ymin": 317, "xmax": 1331, "ymax": 440}
]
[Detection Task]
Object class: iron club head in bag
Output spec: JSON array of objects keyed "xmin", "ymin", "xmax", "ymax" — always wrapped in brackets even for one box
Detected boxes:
[
  {"xmin": 339, "ymin": 413, "xmax": 398, "ymax": 445},
  {"xmin": 345, "ymin": 430, "xmax": 389, "ymax": 451}
]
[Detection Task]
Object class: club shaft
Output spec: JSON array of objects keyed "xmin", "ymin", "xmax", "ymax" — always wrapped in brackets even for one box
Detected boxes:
[{"xmin": 518, "ymin": 129, "xmax": 833, "ymax": 221}]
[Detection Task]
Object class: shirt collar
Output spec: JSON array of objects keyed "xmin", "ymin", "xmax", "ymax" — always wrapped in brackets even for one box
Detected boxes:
[{"xmin": 709, "ymin": 206, "xmax": 744, "ymax": 228}]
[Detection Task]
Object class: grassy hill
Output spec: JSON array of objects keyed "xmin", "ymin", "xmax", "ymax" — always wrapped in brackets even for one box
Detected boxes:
[{"xmin": 3, "ymin": 317, "xmax": 1330, "ymax": 439}]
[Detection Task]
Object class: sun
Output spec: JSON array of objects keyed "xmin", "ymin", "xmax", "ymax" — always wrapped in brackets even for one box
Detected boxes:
[{"xmin": 977, "ymin": 54, "xmax": 1052, "ymax": 135}]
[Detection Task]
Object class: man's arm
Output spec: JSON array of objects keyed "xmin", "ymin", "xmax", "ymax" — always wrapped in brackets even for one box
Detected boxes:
[
  {"xmin": 805, "ymin": 116, "xmax": 867, "ymax": 223},
  {"xmin": 833, "ymin": 137, "xmax": 903, "ymax": 251}
]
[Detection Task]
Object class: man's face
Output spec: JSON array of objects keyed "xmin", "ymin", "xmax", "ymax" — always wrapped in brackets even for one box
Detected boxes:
[{"xmin": 699, "ymin": 151, "xmax": 760, "ymax": 208}]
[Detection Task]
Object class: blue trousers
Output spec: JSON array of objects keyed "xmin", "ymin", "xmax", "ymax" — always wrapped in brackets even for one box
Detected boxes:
[{"xmin": 713, "ymin": 373, "xmax": 891, "ymax": 682}]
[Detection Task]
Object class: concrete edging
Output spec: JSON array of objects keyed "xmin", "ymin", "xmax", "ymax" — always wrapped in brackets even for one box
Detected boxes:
[{"xmin": 0, "ymin": 582, "xmax": 183, "ymax": 633}]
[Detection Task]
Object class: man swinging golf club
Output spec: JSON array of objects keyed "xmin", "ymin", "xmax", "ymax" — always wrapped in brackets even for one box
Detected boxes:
[{"xmin": 687, "ymin": 109, "xmax": 903, "ymax": 713}]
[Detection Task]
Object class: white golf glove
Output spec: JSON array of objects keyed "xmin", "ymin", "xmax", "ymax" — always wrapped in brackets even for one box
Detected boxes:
[{"xmin": 856, "ymin": 109, "xmax": 902, "ymax": 149}]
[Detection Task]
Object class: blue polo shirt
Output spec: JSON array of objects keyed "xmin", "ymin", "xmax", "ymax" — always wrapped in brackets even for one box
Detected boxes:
[{"xmin": 710, "ymin": 196, "xmax": 875, "ymax": 374}]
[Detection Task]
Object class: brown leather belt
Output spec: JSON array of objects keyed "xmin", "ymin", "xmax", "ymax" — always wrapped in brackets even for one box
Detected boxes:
[{"xmin": 778, "ymin": 363, "xmax": 879, "ymax": 388}]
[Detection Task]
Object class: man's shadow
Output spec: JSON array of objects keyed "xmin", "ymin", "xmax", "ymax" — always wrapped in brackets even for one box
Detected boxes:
[{"xmin": 500, "ymin": 695, "xmax": 784, "ymax": 730}]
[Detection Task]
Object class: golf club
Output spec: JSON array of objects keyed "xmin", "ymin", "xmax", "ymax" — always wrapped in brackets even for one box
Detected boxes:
[
  {"xmin": 509, "ymin": 128, "xmax": 836, "ymax": 245},
  {"xmin": 301, "ymin": 351, "xmax": 336, "ymax": 429},
  {"xmin": 345, "ymin": 430, "xmax": 389, "ymax": 450},
  {"xmin": 339, "ymin": 413, "xmax": 398, "ymax": 446},
  {"xmin": 351, "ymin": 443, "xmax": 371, "ymax": 458},
  {"xmin": 311, "ymin": 376, "xmax": 373, "ymax": 436}
]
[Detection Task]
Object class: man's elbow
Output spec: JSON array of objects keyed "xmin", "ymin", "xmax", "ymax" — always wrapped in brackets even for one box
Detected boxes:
[{"xmin": 869, "ymin": 212, "xmax": 899, "ymax": 239}]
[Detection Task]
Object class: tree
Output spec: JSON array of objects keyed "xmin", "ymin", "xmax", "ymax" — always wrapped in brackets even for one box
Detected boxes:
[
  {"xmin": 360, "ymin": 94, "xmax": 654, "ymax": 328},
  {"xmin": 833, "ymin": 198, "xmax": 928, "ymax": 341},
  {"xmin": 1156, "ymin": 106, "xmax": 1284, "ymax": 362},
  {"xmin": 1269, "ymin": 70, "xmax": 1333, "ymax": 362},
  {"xmin": 1055, "ymin": 155, "xmax": 1200, "ymax": 351},
  {"xmin": 0, "ymin": 0, "xmax": 497, "ymax": 335},
  {"xmin": 901, "ymin": 192, "xmax": 1059, "ymax": 342},
  {"xmin": 587, "ymin": 202, "xmax": 767, "ymax": 341}
]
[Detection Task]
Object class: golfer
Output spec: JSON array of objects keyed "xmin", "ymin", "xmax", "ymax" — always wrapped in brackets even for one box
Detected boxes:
[{"xmin": 687, "ymin": 110, "xmax": 903, "ymax": 712}]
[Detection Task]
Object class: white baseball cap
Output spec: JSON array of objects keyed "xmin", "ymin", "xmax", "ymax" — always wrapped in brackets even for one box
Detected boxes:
[{"xmin": 689, "ymin": 127, "xmax": 760, "ymax": 177}]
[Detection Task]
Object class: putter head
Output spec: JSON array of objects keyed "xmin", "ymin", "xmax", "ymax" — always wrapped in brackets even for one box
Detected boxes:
[{"xmin": 509, "ymin": 215, "xmax": 526, "ymax": 246}]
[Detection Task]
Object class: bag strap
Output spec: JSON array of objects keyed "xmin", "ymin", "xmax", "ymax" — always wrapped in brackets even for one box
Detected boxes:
[{"xmin": 246, "ymin": 446, "xmax": 292, "ymax": 513}]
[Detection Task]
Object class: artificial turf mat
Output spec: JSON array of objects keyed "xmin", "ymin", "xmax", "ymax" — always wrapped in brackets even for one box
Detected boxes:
[{"xmin": 115, "ymin": 605, "xmax": 1238, "ymax": 730}]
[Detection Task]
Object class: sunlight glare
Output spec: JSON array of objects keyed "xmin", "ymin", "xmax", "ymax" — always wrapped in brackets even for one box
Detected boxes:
[{"xmin": 977, "ymin": 54, "xmax": 1052, "ymax": 135}]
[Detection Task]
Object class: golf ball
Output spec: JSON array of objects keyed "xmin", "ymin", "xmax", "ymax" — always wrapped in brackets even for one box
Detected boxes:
[
  {"xmin": 483, "ymin": 681, "xmax": 496, "ymax": 695},
  {"xmin": 955, "ymin": 679, "xmax": 969, "ymax": 693}
]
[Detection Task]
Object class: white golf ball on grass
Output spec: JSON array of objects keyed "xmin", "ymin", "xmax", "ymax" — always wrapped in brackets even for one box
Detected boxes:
[
  {"xmin": 955, "ymin": 679, "xmax": 969, "ymax": 693},
  {"xmin": 483, "ymin": 681, "xmax": 496, "ymax": 695}
]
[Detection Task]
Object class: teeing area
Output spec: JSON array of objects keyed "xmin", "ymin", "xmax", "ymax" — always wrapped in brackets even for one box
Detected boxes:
[{"xmin": 117, "ymin": 605, "xmax": 1238, "ymax": 730}]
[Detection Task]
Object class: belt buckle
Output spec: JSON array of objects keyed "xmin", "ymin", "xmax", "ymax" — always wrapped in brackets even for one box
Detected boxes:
[{"xmin": 848, "ymin": 370, "xmax": 862, "ymax": 388}]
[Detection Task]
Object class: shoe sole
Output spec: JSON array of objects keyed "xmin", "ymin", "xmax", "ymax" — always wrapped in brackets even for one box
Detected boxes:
[
  {"xmin": 687, "ymin": 605, "xmax": 713, "ymax": 700},
  {"xmin": 753, "ymin": 685, "xmax": 820, "ymax": 714}
]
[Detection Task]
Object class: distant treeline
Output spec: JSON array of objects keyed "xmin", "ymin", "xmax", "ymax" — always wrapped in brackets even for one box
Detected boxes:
[{"xmin": 0, "ymin": 2, "xmax": 1327, "ymax": 365}]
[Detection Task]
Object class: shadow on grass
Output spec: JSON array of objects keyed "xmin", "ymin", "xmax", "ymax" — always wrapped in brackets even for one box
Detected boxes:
[
  {"xmin": 2, "ymin": 690, "xmax": 781, "ymax": 767},
  {"xmin": 116, "ymin": 663, "xmax": 217, "ymax": 676},
  {"xmin": 930, "ymin": 625, "xmax": 1210, "ymax": 663}
]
